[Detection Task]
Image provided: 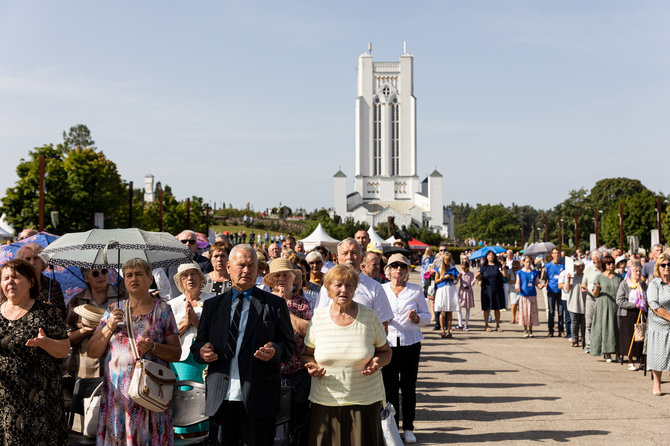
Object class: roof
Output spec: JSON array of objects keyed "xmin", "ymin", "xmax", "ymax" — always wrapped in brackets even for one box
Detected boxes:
[
  {"xmin": 429, "ymin": 170, "xmax": 443, "ymax": 178},
  {"xmin": 333, "ymin": 170, "xmax": 347, "ymax": 178}
]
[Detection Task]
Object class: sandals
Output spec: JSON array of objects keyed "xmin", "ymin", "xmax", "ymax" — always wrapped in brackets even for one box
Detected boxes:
[
  {"xmin": 440, "ymin": 332, "xmax": 448, "ymax": 338},
  {"xmin": 571, "ymin": 342, "xmax": 579, "ymax": 347},
  {"xmin": 496, "ymin": 326, "xmax": 503, "ymax": 332},
  {"xmin": 485, "ymin": 326, "xmax": 491, "ymax": 332}
]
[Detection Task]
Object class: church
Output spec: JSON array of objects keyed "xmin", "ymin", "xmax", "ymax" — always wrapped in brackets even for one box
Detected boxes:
[{"xmin": 332, "ymin": 44, "xmax": 453, "ymax": 238}]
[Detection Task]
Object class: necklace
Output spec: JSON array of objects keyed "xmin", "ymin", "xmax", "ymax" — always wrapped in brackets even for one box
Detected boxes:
[{"xmin": 1, "ymin": 302, "xmax": 29, "ymax": 326}]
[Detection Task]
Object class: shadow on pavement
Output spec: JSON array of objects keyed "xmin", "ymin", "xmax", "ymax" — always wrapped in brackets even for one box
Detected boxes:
[
  {"xmin": 440, "ymin": 395, "xmax": 560, "ymax": 404},
  {"xmin": 443, "ymin": 369, "xmax": 519, "ymax": 375},
  {"xmin": 418, "ymin": 381, "xmax": 545, "ymax": 389},
  {"xmin": 417, "ymin": 409, "xmax": 563, "ymax": 422},
  {"xmin": 418, "ymin": 428, "xmax": 609, "ymax": 444}
]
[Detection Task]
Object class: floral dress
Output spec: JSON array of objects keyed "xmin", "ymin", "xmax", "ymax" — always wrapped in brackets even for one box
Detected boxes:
[
  {"xmin": 96, "ymin": 299, "xmax": 178, "ymax": 446},
  {"xmin": 0, "ymin": 300, "xmax": 68, "ymax": 446}
]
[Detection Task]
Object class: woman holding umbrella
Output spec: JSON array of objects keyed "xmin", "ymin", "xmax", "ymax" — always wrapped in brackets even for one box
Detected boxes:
[
  {"xmin": 475, "ymin": 250, "xmax": 508, "ymax": 332},
  {"xmin": 88, "ymin": 258, "xmax": 181, "ymax": 445}
]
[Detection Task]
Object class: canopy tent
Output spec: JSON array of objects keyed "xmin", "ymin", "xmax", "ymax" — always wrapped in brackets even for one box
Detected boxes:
[
  {"xmin": 407, "ymin": 237, "xmax": 430, "ymax": 251},
  {"xmin": 385, "ymin": 235, "xmax": 397, "ymax": 244},
  {"xmin": 299, "ymin": 223, "xmax": 340, "ymax": 251},
  {"xmin": 0, "ymin": 214, "xmax": 13, "ymax": 238},
  {"xmin": 367, "ymin": 226, "xmax": 390, "ymax": 247}
]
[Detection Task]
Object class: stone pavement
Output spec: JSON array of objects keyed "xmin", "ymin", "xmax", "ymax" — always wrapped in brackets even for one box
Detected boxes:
[{"xmin": 406, "ymin": 271, "xmax": 670, "ymax": 445}]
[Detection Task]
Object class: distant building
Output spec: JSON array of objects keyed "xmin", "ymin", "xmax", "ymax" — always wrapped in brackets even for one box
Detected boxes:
[
  {"xmin": 144, "ymin": 174, "xmax": 155, "ymax": 203},
  {"xmin": 333, "ymin": 44, "xmax": 452, "ymax": 237}
]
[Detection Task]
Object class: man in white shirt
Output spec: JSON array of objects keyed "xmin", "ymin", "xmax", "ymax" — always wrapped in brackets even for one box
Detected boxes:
[{"xmin": 314, "ymin": 238, "xmax": 394, "ymax": 329}]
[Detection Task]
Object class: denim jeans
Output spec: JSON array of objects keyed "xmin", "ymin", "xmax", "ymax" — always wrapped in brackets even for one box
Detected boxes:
[
  {"xmin": 547, "ymin": 290, "xmax": 564, "ymax": 333},
  {"xmin": 562, "ymin": 300, "xmax": 571, "ymax": 337}
]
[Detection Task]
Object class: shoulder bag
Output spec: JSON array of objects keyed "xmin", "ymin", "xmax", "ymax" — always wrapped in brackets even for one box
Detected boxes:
[
  {"xmin": 82, "ymin": 381, "xmax": 103, "ymax": 437},
  {"xmin": 125, "ymin": 301, "xmax": 177, "ymax": 412}
]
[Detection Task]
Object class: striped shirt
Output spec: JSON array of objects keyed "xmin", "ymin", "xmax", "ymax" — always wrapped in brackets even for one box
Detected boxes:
[{"xmin": 304, "ymin": 304, "xmax": 387, "ymax": 406}]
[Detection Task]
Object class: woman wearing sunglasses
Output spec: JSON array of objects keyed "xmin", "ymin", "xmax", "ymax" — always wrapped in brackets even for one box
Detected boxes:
[
  {"xmin": 646, "ymin": 253, "xmax": 670, "ymax": 395},
  {"xmin": 65, "ymin": 267, "xmax": 127, "ymax": 380}
]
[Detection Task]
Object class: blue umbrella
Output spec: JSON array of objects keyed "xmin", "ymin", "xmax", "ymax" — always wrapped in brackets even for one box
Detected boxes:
[
  {"xmin": 469, "ymin": 245, "xmax": 506, "ymax": 260},
  {"xmin": 0, "ymin": 231, "xmax": 88, "ymax": 303}
]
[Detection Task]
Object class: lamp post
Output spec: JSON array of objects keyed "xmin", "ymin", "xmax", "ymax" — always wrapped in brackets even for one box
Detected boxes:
[
  {"xmin": 619, "ymin": 202, "xmax": 624, "ymax": 250},
  {"xmin": 544, "ymin": 212, "xmax": 549, "ymax": 242},
  {"xmin": 574, "ymin": 212, "xmax": 579, "ymax": 250},
  {"xmin": 594, "ymin": 208, "xmax": 599, "ymax": 247},
  {"xmin": 657, "ymin": 196, "xmax": 663, "ymax": 245}
]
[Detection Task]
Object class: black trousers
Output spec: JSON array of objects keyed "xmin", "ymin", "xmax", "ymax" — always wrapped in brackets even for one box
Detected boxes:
[
  {"xmin": 381, "ymin": 342, "xmax": 421, "ymax": 431},
  {"xmin": 209, "ymin": 400, "xmax": 276, "ymax": 446}
]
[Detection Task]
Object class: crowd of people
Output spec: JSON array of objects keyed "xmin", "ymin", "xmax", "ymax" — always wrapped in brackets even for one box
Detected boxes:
[
  {"xmin": 423, "ymin": 243, "xmax": 670, "ymax": 396},
  {"xmin": 2, "ymin": 223, "xmax": 670, "ymax": 445}
]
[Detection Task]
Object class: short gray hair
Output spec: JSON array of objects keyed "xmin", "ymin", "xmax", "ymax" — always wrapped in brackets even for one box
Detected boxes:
[
  {"xmin": 337, "ymin": 237, "xmax": 361, "ymax": 256},
  {"xmin": 305, "ymin": 251, "xmax": 323, "ymax": 264},
  {"xmin": 122, "ymin": 258, "xmax": 152, "ymax": 276},
  {"xmin": 229, "ymin": 244, "xmax": 258, "ymax": 263},
  {"xmin": 178, "ymin": 230, "xmax": 196, "ymax": 240}
]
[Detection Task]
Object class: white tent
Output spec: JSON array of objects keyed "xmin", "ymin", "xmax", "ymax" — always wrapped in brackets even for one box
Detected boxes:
[
  {"xmin": 299, "ymin": 223, "xmax": 340, "ymax": 251},
  {"xmin": 367, "ymin": 227, "xmax": 390, "ymax": 247},
  {"xmin": 385, "ymin": 235, "xmax": 397, "ymax": 244},
  {"xmin": 0, "ymin": 214, "xmax": 13, "ymax": 239}
]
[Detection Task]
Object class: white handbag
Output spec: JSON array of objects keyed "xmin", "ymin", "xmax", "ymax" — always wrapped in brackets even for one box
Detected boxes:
[
  {"xmin": 82, "ymin": 382, "xmax": 103, "ymax": 437},
  {"xmin": 125, "ymin": 302, "xmax": 176, "ymax": 412},
  {"xmin": 381, "ymin": 401, "xmax": 403, "ymax": 446}
]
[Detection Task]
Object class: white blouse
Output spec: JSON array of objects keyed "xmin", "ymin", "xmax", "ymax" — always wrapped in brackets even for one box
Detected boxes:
[
  {"xmin": 382, "ymin": 282, "xmax": 431, "ymax": 347},
  {"xmin": 168, "ymin": 292, "xmax": 214, "ymax": 361}
]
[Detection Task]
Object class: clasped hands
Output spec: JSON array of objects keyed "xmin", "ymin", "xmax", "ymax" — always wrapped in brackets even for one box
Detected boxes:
[
  {"xmin": 199, "ymin": 341, "xmax": 275, "ymax": 363},
  {"xmin": 304, "ymin": 357, "xmax": 381, "ymax": 378}
]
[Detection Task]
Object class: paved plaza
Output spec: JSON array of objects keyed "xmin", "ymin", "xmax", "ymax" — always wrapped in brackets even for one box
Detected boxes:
[{"xmin": 408, "ymin": 271, "xmax": 670, "ymax": 445}]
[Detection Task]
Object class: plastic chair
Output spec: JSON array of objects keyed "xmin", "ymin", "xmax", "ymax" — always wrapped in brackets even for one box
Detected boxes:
[
  {"xmin": 173, "ymin": 380, "xmax": 209, "ymax": 446},
  {"xmin": 67, "ymin": 377, "xmax": 103, "ymax": 446}
]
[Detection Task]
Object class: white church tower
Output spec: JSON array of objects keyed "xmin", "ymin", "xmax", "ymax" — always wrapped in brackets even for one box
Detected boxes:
[{"xmin": 333, "ymin": 43, "xmax": 450, "ymax": 237}]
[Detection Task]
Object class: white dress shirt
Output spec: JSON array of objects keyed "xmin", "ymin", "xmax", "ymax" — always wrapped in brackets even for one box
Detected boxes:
[
  {"xmin": 314, "ymin": 272, "xmax": 394, "ymax": 323},
  {"xmin": 382, "ymin": 282, "xmax": 431, "ymax": 347}
]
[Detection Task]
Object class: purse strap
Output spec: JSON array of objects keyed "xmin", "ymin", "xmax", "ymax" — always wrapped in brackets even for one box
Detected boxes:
[{"xmin": 124, "ymin": 302, "xmax": 141, "ymax": 362}]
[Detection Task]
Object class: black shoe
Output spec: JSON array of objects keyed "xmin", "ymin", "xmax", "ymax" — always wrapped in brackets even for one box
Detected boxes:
[
  {"xmin": 558, "ymin": 331, "xmax": 565, "ymax": 338},
  {"xmin": 547, "ymin": 332, "xmax": 554, "ymax": 337}
]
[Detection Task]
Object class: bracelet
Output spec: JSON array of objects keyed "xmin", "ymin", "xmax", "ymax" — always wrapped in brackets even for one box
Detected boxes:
[{"xmin": 150, "ymin": 341, "xmax": 157, "ymax": 353}]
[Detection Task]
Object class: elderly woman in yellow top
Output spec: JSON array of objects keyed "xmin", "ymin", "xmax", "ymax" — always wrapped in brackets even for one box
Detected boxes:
[{"xmin": 301, "ymin": 264, "xmax": 391, "ymax": 444}]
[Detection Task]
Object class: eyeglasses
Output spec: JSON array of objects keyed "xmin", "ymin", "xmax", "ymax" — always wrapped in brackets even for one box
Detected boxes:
[
  {"xmin": 91, "ymin": 269, "xmax": 108, "ymax": 278},
  {"xmin": 439, "ymin": 249, "xmax": 446, "ymax": 252},
  {"xmin": 181, "ymin": 239, "xmax": 197, "ymax": 245},
  {"xmin": 389, "ymin": 263, "xmax": 407, "ymax": 269},
  {"xmin": 659, "ymin": 263, "xmax": 670, "ymax": 269}
]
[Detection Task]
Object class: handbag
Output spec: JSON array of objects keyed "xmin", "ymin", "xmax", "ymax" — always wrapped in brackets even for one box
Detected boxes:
[
  {"xmin": 633, "ymin": 311, "xmax": 647, "ymax": 342},
  {"xmin": 125, "ymin": 302, "xmax": 176, "ymax": 412},
  {"xmin": 82, "ymin": 382, "xmax": 103, "ymax": 437},
  {"xmin": 381, "ymin": 402, "xmax": 403, "ymax": 446}
]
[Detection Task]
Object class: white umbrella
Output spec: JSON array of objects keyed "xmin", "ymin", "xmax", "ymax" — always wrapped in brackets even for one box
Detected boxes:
[
  {"xmin": 39, "ymin": 228, "xmax": 192, "ymax": 269},
  {"xmin": 524, "ymin": 242, "xmax": 557, "ymax": 257}
]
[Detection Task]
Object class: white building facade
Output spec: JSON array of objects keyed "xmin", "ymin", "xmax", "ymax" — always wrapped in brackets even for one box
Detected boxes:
[{"xmin": 333, "ymin": 45, "xmax": 452, "ymax": 238}]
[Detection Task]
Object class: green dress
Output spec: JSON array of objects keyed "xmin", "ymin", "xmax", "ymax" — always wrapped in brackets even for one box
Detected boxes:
[{"xmin": 590, "ymin": 273, "xmax": 622, "ymax": 356}]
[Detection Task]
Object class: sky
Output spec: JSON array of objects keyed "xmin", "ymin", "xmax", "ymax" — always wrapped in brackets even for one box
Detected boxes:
[{"xmin": 1, "ymin": 1, "xmax": 668, "ymax": 213}]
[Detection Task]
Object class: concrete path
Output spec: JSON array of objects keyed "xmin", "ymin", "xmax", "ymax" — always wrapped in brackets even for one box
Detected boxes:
[{"xmin": 406, "ymin": 271, "xmax": 670, "ymax": 445}]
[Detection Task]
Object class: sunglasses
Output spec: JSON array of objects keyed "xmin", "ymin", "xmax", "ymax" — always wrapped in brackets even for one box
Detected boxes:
[
  {"xmin": 90, "ymin": 269, "xmax": 108, "ymax": 278},
  {"xmin": 439, "ymin": 249, "xmax": 446, "ymax": 252},
  {"xmin": 389, "ymin": 263, "xmax": 407, "ymax": 269},
  {"xmin": 181, "ymin": 239, "xmax": 197, "ymax": 245},
  {"xmin": 659, "ymin": 263, "xmax": 670, "ymax": 269}
]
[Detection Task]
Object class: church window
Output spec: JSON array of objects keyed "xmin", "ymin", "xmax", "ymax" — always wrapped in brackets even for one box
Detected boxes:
[
  {"xmin": 391, "ymin": 102, "xmax": 400, "ymax": 175},
  {"xmin": 382, "ymin": 86, "xmax": 390, "ymax": 97},
  {"xmin": 373, "ymin": 100, "xmax": 382, "ymax": 176}
]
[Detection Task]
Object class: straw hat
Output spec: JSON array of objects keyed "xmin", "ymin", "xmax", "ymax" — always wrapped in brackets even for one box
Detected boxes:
[
  {"xmin": 173, "ymin": 262, "xmax": 207, "ymax": 294},
  {"xmin": 263, "ymin": 258, "xmax": 302, "ymax": 288},
  {"xmin": 384, "ymin": 253, "xmax": 411, "ymax": 277},
  {"xmin": 74, "ymin": 304, "xmax": 107, "ymax": 328}
]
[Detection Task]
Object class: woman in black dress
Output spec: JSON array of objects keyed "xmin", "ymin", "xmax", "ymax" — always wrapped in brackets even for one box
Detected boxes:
[
  {"xmin": 475, "ymin": 250, "xmax": 507, "ymax": 332},
  {"xmin": 0, "ymin": 259, "xmax": 70, "ymax": 445}
]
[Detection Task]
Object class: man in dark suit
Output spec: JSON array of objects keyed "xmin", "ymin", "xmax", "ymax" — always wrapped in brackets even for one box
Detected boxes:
[{"xmin": 192, "ymin": 244, "xmax": 296, "ymax": 445}]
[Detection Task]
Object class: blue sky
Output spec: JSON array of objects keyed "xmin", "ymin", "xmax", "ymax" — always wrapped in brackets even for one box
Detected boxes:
[{"xmin": 1, "ymin": 1, "xmax": 668, "ymax": 213}]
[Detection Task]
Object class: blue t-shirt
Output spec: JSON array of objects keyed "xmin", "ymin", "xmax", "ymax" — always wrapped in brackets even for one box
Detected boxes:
[
  {"xmin": 545, "ymin": 262, "xmax": 565, "ymax": 293},
  {"xmin": 517, "ymin": 270, "xmax": 539, "ymax": 297},
  {"xmin": 436, "ymin": 266, "xmax": 459, "ymax": 289}
]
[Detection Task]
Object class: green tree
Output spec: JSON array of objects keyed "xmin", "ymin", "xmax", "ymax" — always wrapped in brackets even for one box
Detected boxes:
[
  {"xmin": 551, "ymin": 188, "xmax": 593, "ymax": 251},
  {"xmin": 62, "ymin": 124, "xmax": 96, "ymax": 152},
  {"xmin": 589, "ymin": 178, "xmax": 646, "ymax": 212},
  {"xmin": 460, "ymin": 204, "xmax": 518, "ymax": 245},
  {"xmin": 600, "ymin": 190, "xmax": 658, "ymax": 249},
  {"xmin": 1, "ymin": 145, "xmax": 126, "ymax": 233}
]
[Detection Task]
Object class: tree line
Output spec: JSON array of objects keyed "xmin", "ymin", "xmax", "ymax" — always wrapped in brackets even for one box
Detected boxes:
[
  {"xmin": 1, "ymin": 125, "xmax": 208, "ymax": 235},
  {"xmin": 451, "ymin": 177, "xmax": 669, "ymax": 251}
]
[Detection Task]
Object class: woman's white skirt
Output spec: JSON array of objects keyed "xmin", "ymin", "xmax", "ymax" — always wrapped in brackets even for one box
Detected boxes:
[{"xmin": 434, "ymin": 284, "xmax": 460, "ymax": 312}]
